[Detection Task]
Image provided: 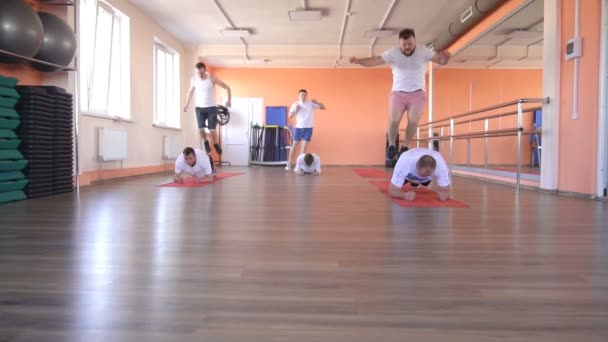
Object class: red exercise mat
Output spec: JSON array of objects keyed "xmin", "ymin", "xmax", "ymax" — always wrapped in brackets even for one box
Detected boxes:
[
  {"xmin": 369, "ymin": 181, "xmax": 468, "ymax": 208},
  {"xmin": 352, "ymin": 168, "xmax": 390, "ymax": 178},
  {"xmin": 158, "ymin": 173, "xmax": 243, "ymax": 188}
]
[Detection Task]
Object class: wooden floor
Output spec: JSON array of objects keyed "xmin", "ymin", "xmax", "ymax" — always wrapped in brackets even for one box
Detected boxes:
[{"xmin": 0, "ymin": 167, "xmax": 607, "ymax": 342}]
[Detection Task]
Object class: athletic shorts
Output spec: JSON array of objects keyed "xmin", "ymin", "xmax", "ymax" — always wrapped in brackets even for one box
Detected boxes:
[
  {"xmin": 389, "ymin": 90, "xmax": 427, "ymax": 115},
  {"xmin": 294, "ymin": 128, "xmax": 313, "ymax": 142},
  {"xmin": 195, "ymin": 106, "xmax": 218, "ymax": 129}
]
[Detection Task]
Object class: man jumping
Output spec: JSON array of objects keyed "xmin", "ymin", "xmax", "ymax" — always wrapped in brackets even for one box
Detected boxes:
[
  {"xmin": 184, "ymin": 62, "xmax": 231, "ymax": 156},
  {"xmin": 350, "ymin": 28, "xmax": 451, "ymax": 167},
  {"xmin": 286, "ymin": 89, "xmax": 326, "ymax": 171}
]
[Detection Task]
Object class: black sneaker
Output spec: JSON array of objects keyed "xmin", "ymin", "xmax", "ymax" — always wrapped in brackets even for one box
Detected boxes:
[
  {"xmin": 208, "ymin": 154, "xmax": 217, "ymax": 174},
  {"xmin": 204, "ymin": 141, "xmax": 211, "ymax": 153},
  {"xmin": 399, "ymin": 146, "xmax": 409, "ymax": 155},
  {"xmin": 386, "ymin": 145, "xmax": 396, "ymax": 167},
  {"xmin": 214, "ymin": 143, "xmax": 223, "ymax": 155}
]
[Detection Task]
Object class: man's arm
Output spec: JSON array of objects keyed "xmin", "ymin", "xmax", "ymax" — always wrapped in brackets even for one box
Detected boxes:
[
  {"xmin": 195, "ymin": 174, "xmax": 215, "ymax": 183},
  {"xmin": 211, "ymin": 76, "xmax": 232, "ymax": 107},
  {"xmin": 289, "ymin": 103, "xmax": 299, "ymax": 119},
  {"xmin": 437, "ymin": 186, "xmax": 450, "ymax": 201},
  {"xmin": 389, "ymin": 182, "xmax": 416, "ymax": 201},
  {"xmin": 431, "ymin": 50, "xmax": 452, "ymax": 65},
  {"xmin": 349, "ymin": 56, "xmax": 386, "ymax": 67},
  {"xmin": 183, "ymin": 82, "xmax": 195, "ymax": 112},
  {"xmin": 294, "ymin": 162, "xmax": 304, "ymax": 175},
  {"xmin": 294, "ymin": 157, "xmax": 305, "ymax": 175},
  {"xmin": 311, "ymin": 99, "xmax": 326, "ymax": 110},
  {"xmin": 173, "ymin": 172, "xmax": 184, "ymax": 183},
  {"xmin": 313, "ymin": 157, "xmax": 321, "ymax": 175}
]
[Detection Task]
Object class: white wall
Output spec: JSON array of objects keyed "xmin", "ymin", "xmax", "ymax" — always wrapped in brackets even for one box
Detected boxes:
[{"xmin": 44, "ymin": 0, "xmax": 201, "ymax": 175}]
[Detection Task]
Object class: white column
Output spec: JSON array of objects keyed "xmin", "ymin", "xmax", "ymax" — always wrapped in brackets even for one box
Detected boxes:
[
  {"xmin": 428, "ymin": 62, "xmax": 434, "ymax": 149},
  {"xmin": 540, "ymin": 0, "xmax": 561, "ymax": 191},
  {"xmin": 597, "ymin": 0, "xmax": 608, "ymax": 197}
]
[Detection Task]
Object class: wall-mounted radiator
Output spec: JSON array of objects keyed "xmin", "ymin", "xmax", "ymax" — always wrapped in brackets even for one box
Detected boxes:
[
  {"xmin": 163, "ymin": 135, "xmax": 182, "ymax": 160},
  {"xmin": 98, "ymin": 127, "xmax": 128, "ymax": 162}
]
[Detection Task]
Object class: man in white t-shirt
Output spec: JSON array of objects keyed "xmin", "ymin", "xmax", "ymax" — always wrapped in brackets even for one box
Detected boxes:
[
  {"xmin": 294, "ymin": 153, "xmax": 322, "ymax": 176},
  {"xmin": 285, "ymin": 89, "xmax": 326, "ymax": 171},
  {"xmin": 349, "ymin": 28, "xmax": 451, "ymax": 167},
  {"xmin": 389, "ymin": 148, "xmax": 451, "ymax": 201},
  {"xmin": 183, "ymin": 62, "xmax": 232, "ymax": 156},
  {"xmin": 173, "ymin": 147, "xmax": 215, "ymax": 184}
]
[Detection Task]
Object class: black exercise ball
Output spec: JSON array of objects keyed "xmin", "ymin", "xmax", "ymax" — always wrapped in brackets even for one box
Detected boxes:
[
  {"xmin": 31, "ymin": 12, "xmax": 77, "ymax": 72},
  {"xmin": 0, "ymin": 0, "xmax": 44, "ymax": 64}
]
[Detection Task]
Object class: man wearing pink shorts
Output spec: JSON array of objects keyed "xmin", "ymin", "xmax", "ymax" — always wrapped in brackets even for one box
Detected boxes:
[{"xmin": 350, "ymin": 28, "xmax": 451, "ymax": 167}]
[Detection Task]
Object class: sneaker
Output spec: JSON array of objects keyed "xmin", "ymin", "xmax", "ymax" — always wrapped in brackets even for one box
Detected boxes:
[
  {"xmin": 409, "ymin": 183, "xmax": 421, "ymax": 189},
  {"xmin": 208, "ymin": 154, "xmax": 217, "ymax": 174},
  {"xmin": 285, "ymin": 164, "xmax": 291, "ymax": 171},
  {"xmin": 399, "ymin": 146, "xmax": 409, "ymax": 155},
  {"xmin": 204, "ymin": 141, "xmax": 211, "ymax": 153},
  {"xmin": 386, "ymin": 145, "xmax": 396, "ymax": 167},
  {"xmin": 214, "ymin": 143, "xmax": 223, "ymax": 155}
]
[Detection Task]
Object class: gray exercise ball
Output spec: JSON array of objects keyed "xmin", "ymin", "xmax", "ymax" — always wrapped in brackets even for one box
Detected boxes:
[
  {"xmin": 31, "ymin": 12, "xmax": 77, "ymax": 72},
  {"xmin": 0, "ymin": 0, "xmax": 44, "ymax": 64}
]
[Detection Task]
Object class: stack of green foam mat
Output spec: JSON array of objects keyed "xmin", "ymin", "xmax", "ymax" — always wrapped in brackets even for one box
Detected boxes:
[{"xmin": 0, "ymin": 75, "xmax": 27, "ymax": 204}]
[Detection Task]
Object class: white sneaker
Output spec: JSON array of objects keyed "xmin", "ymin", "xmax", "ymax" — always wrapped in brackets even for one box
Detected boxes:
[{"xmin": 285, "ymin": 164, "xmax": 291, "ymax": 171}]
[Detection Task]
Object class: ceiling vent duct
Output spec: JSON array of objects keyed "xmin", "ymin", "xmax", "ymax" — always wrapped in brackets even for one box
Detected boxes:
[{"xmin": 431, "ymin": 0, "xmax": 506, "ymax": 51}]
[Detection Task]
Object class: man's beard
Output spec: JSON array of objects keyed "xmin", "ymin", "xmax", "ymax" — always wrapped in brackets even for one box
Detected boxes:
[{"xmin": 403, "ymin": 48, "xmax": 415, "ymax": 57}]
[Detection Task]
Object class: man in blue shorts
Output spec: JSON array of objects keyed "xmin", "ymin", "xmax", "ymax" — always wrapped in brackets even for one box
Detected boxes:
[{"xmin": 286, "ymin": 89, "xmax": 326, "ymax": 171}]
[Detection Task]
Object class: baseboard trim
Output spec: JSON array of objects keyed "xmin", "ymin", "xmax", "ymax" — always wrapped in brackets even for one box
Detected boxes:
[{"xmin": 76, "ymin": 163, "xmax": 174, "ymax": 187}]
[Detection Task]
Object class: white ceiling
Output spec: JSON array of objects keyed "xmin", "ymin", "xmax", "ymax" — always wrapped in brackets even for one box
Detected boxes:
[
  {"xmin": 127, "ymin": 0, "xmax": 545, "ymax": 69},
  {"xmin": 446, "ymin": 0, "xmax": 544, "ymax": 69}
]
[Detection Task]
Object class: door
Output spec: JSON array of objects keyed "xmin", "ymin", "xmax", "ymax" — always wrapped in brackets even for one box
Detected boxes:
[{"xmin": 221, "ymin": 97, "xmax": 263, "ymax": 166}]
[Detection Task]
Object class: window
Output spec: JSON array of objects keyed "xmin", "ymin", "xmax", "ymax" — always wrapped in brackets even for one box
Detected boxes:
[
  {"xmin": 79, "ymin": 0, "xmax": 130, "ymax": 119},
  {"xmin": 154, "ymin": 42, "xmax": 180, "ymax": 128}
]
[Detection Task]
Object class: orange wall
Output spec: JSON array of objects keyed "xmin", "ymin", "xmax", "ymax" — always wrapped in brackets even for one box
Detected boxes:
[
  {"xmin": 0, "ymin": 65, "xmax": 43, "ymax": 86},
  {"xmin": 212, "ymin": 67, "xmax": 542, "ymax": 166},
  {"xmin": 558, "ymin": 0, "xmax": 602, "ymax": 194},
  {"xmin": 212, "ymin": 68, "xmax": 393, "ymax": 165},
  {"xmin": 429, "ymin": 68, "xmax": 543, "ymax": 166}
]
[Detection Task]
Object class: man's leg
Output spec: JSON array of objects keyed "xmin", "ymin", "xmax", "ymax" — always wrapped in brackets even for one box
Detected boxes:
[
  {"xmin": 208, "ymin": 153, "xmax": 217, "ymax": 174},
  {"xmin": 402, "ymin": 92, "xmax": 428, "ymax": 148},
  {"xmin": 300, "ymin": 141, "xmax": 309, "ymax": 154},
  {"xmin": 387, "ymin": 92, "xmax": 407, "ymax": 165},
  {"xmin": 206, "ymin": 107, "xmax": 222, "ymax": 155},
  {"xmin": 196, "ymin": 108, "xmax": 212, "ymax": 153},
  {"xmin": 287, "ymin": 128, "xmax": 304, "ymax": 170},
  {"xmin": 286, "ymin": 140, "xmax": 299, "ymax": 170},
  {"xmin": 300, "ymin": 128, "xmax": 312, "ymax": 154},
  {"xmin": 200, "ymin": 130, "xmax": 211, "ymax": 153}
]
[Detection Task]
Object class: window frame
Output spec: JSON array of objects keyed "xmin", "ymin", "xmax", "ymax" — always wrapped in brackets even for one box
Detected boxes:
[
  {"xmin": 153, "ymin": 39, "xmax": 181, "ymax": 129},
  {"xmin": 79, "ymin": 0, "xmax": 131, "ymax": 120}
]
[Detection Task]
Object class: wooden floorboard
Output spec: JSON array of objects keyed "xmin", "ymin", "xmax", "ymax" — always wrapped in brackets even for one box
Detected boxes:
[{"xmin": 0, "ymin": 166, "xmax": 607, "ymax": 341}]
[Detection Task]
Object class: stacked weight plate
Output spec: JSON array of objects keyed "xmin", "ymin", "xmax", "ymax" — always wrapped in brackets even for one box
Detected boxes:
[
  {"xmin": 0, "ymin": 75, "xmax": 28, "ymax": 204},
  {"xmin": 44, "ymin": 86, "xmax": 74, "ymax": 194}
]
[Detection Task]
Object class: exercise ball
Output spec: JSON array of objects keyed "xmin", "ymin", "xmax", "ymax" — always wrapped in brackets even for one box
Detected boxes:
[
  {"xmin": 31, "ymin": 12, "xmax": 77, "ymax": 72},
  {"xmin": 0, "ymin": 0, "xmax": 44, "ymax": 64}
]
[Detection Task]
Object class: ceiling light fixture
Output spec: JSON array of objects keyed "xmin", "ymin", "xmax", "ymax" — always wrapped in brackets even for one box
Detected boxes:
[
  {"xmin": 288, "ymin": 9, "xmax": 322, "ymax": 21},
  {"xmin": 220, "ymin": 29, "xmax": 251, "ymax": 38}
]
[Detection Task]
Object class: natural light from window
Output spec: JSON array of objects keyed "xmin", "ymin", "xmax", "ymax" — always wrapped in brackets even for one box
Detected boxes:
[
  {"xmin": 154, "ymin": 42, "xmax": 180, "ymax": 129},
  {"xmin": 79, "ymin": 0, "xmax": 131, "ymax": 119}
]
